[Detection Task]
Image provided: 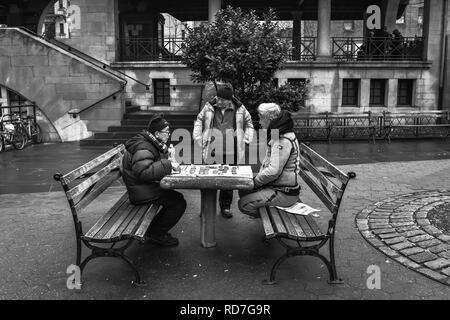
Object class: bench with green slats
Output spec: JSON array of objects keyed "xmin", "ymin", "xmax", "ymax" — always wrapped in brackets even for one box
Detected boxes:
[{"xmin": 258, "ymin": 142, "xmax": 355, "ymax": 285}]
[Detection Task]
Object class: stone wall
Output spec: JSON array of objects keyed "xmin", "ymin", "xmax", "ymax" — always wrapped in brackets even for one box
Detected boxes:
[
  {"xmin": 113, "ymin": 62, "xmax": 203, "ymax": 112},
  {"xmin": 0, "ymin": 28, "xmax": 124, "ymax": 141},
  {"xmin": 62, "ymin": 0, "xmax": 119, "ymax": 63},
  {"xmin": 275, "ymin": 61, "xmax": 435, "ymax": 113}
]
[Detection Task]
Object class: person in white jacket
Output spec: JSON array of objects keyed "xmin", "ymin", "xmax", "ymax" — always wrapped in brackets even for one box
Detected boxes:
[
  {"xmin": 238, "ymin": 103, "xmax": 301, "ymax": 218},
  {"xmin": 193, "ymin": 83, "xmax": 254, "ymax": 218}
]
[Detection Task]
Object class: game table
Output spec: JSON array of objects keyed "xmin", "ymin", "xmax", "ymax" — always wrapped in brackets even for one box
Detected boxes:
[{"xmin": 160, "ymin": 165, "xmax": 254, "ymax": 248}]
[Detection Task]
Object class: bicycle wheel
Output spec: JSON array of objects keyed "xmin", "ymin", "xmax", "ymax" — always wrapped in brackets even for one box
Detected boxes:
[
  {"xmin": 19, "ymin": 124, "xmax": 29, "ymax": 146},
  {"xmin": 31, "ymin": 122, "xmax": 43, "ymax": 144},
  {"xmin": 11, "ymin": 131, "xmax": 26, "ymax": 150}
]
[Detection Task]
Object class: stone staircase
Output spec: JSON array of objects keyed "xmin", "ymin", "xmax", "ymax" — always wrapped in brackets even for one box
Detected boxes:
[{"xmin": 80, "ymin": 107, "xmax": 198, "ymax": 146}]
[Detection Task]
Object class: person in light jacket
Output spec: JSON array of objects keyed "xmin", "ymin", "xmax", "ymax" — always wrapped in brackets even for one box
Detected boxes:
[
  {"xmin": 193, "ymin": 83, "xmax": 254, "ymax": 218},
  {"xmin": 238, "ymin": 103, "xmax": 301, "ymax": 217}
]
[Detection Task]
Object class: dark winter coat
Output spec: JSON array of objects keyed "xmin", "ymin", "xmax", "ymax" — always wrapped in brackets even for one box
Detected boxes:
[{"xmin": 121, "ymin": 131, "xmax": 172, "ymax": 204}]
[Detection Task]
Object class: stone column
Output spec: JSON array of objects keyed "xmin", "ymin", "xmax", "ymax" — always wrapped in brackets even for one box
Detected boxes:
[
  {"xmin": 360, "ymin": 79, "xmax": 371, "ymax": 110},
  {"xmin": 292, "ymin": 11, "xmax": 302, "ymax": 61},
  {"xmin": 208, "ymin": 0, "xmax": 222, "ymax": 22},
  {"xmin": 381, "ymin": 0, "xmax": 401, "ymax": 32},
  {"xmin": 316, "ymin": 0, "xmax": 332, "ymax": 61},
  {"xmin": 421, "ymin": 0, "xmax": 444, "ymax": 110},
  {"xmin": 387, "ymin": 79, "xmax": 398, "ymax": 110}
]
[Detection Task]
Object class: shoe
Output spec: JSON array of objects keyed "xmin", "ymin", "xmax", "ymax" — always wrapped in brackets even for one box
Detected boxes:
[
  {"xmin": 145, "ymin": 233, "xmax": 179, "ymax": 247},
  {"xmin": 221, "ymin": 208, "xmax": 233, "ymax": 219}
]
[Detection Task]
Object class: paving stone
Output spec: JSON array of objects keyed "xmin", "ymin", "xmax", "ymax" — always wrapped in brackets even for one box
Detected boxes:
[
  {"xmin": 371, "ymin": 228, "xmax": 396, "ymax": 235},
  {"xmin": 416, "ymin": 239, "xmax": 443, "ymax": 249},
  {"xmin": 424, "ymin": 258, "xmax": 450, "ymax": 270},
  {"xmin": 400, "ymin": 230, "xmax": 426, "ymax": 238},
  {"xmin": 369, "ymin": 218, "xmax": 389, "ymax": 223},
  {"xmin": 438, "ymin": 251, "xmax": 450, "ymax": 259},
  {"xmin": 391, "ymin": 222, "xmax": 415, "ymax": 227},
  {"xmin": 415, "ymin": 211, "xmax": 428, "ymax": 219},
  {"xmin": 400, "ymin": 247, "xmax": 425, "ymax": 256},
  {"xmin": 428, "ymin": 244, "xmax": 450, "ymax": 254},
  {"xmin": 378, "ymin": 246, "xmax": 400, "ymax": 257},
  {"xmin": 369, "ymin": 224, "xmax": 390, "ymax": 229},
  {"xmin": 367, "ymin": 238, "xmax": 384, "ymax": 247},
  {"xmin": 416, "ymin": 268, "xmax": 448, "ymax": 281},
  {"xmin": 417, "ymin": 219, "xmax": 431, "ymax": 226},
  {"xmin": 420, "ymin": 225, "xmax": 443, "ymax": 236},
  {"xmin": 390, "ymin": 218, "xmax": 414, "ymax": 223},
  {"xmin": 378, "ymin": 233, "xmax": 401, "ymax": 239},
  {"xmin": 391, "ymin": 241, "xmax": 415, "ymax": 251},
  {"xmin": 408, "ymin": 234, "xmax": 434, "ymax": 243},
  {"xmin": 383, "ymin": 237, "xmax": 406, "ymax": 245},
  {"xmin": 394, "ymin": 256, "xmax": 421, "ymax": 269},
  {"xmin": 442, "ymin": 267, "xmax": 450, "ymax": 277},
  {"xmin": 396, "ymin": 226, "xmax": 420, "ymax": 233},
  {"xmin": 409, "ymin": 252, "xmax": 438, "ymax": 264},
  {"xmin": 361, "ymin": 231, "xmax": 375, "ymax": 239},
  {"xmin": 438, "ymin": 235, "xmax": 450, "ymax": 242}
]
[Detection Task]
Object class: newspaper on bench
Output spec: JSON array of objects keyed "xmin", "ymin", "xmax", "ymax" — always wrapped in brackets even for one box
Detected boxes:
[{"xmin": 274, "ymin": 202, "xmax": 320, "ymax": 217}]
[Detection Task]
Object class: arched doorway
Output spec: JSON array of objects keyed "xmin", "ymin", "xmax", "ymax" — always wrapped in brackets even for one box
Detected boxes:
[{"xmin": 0, "ymin": 85, "xmax": 60, "ymax": 142}]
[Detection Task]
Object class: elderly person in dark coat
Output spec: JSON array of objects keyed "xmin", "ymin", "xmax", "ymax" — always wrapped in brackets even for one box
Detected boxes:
[{"xmin": 121, "ymin": 114, "xmax": 186, "ymax": 247}]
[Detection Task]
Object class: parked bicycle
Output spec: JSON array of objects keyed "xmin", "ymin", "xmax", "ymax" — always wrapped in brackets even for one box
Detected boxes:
[
  {"xmin": 11, "ymin": 111, "xmax": 43, "ymax": 144},
  {"xmin": 0, "ymin": 113, "xmax": 27, "ymax": 152}
]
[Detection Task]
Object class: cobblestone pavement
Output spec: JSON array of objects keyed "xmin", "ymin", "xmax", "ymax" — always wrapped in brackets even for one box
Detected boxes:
[
  {"xmin": 1, "ymin": 157, "xmax": 450, "ymax": 299},
  {"xmin": 356, "ymin": 190, "xmax": 450, "ymax": 286}
]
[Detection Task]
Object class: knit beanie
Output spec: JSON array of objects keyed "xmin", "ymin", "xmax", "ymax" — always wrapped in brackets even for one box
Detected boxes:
[
  {"xmin": 147, "ymin": 113, "xmax": 169, "ymax": 134},
  {"xmin": 216, "ymin": 83, "xmax": 233, "ymax": 101}
]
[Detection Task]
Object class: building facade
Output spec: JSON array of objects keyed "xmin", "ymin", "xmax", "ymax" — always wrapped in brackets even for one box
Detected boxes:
[{"xmin": 0, "ymin": 0, "xmax": 448, "ymax": 143}]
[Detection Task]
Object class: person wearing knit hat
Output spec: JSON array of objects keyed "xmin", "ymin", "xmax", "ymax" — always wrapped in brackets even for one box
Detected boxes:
[
  {"xmin": 216, "ymin": 83, "xmax": 233, "ymax": 101},
  {"xmin": 121, "ymin": 113, "xmax": 185, "ymax": 247},
  {"xmin": 193, "ymin": 82, "xmax": 254, "ymax": 219}
]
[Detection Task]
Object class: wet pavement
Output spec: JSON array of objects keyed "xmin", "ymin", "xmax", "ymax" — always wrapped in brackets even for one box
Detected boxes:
[
  {"xmin": 1, "ymin": 139, "xmax": 450, "ymax": 194},
  {"xmin": 1, "ymin": 139, "xmax": 450, "ymax": 300}
]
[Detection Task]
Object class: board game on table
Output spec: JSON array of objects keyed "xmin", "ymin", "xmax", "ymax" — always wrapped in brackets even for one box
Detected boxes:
[{"xmin": 173, "ymin": 165, "xmax": 253, "ymax": 178}]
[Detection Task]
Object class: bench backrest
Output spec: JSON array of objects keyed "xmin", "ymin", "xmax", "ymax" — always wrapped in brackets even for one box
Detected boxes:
[
  {"xmin": 298, "ymin": 143, "xmax": 352, "ymax": 233},
  {"xmin": 54, "ymin": 144, "xmax": 125, "ymax": 220}
]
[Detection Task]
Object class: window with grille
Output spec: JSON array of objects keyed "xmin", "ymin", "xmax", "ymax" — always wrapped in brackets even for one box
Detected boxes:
[
  {"xmin": 370, "ymin": 79, "xmax": 386, "ymax": 106},
  {"xmin": 342, "ymin": 79, "xmax": 359, "ymax": 106},
  {"xmin": 8, "ymin": 90, "xmax": 27, "ymax": 106},
  {"xmin": 397, "ymin": 79, "xmax": 414, "ymax": 106},
  {"xmin": 153, "ymin": 79, "xmax": 170, "ymax": 105},
  {"xmin": 418, "ymin": 7, "xmax": 423, "ymax": 25}
]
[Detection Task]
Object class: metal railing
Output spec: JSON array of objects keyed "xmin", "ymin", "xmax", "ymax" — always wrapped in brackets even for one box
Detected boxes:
[
  {"xmin": 17, "ymin": 27, "xmax": 149, "ymax": 89},
  {"xmin": 332, "ymin": 36, "xmax": 424, "ymax": 62},
  {"xmin": 118, "ymin": 37, "xmax": 185, "ymax": 61},
  {"xmin": 293, "ymin": 110, "xmax": 450, "ymax": 141},
  {"xmin": 281, "ymin": 37, "xmax": 316, "ymax": 61}
]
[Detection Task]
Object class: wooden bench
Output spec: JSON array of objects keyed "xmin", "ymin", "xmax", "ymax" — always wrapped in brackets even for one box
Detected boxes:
[
  {"xmin": 327, "ymin": 112, "xmax": 378, "ymax": 144},
  {"xmin": 383, "ymin": 111, "xmax": 450, "ymax": 143},
  {"xmin": 54, "ymin": 144, "xmax": 161, "ymax": 286},
  {"xmin": 258, "ymin": 142, "xmax": 355, "ymax": 285}
]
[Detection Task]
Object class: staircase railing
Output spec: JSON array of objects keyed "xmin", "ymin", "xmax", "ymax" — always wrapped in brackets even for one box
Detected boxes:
[
  {"xmin": 17, "ymin": 27, "xmax": 150, "ymax": 90},
  {"xmin": 68, "ymin": 85, "xmax": 125, "ymax": 118}
]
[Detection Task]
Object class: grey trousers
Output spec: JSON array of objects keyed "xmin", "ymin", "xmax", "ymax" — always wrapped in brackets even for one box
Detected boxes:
[{"xmin": 238, "ymin": 188, "xmax": 299, "ymax": 217}]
